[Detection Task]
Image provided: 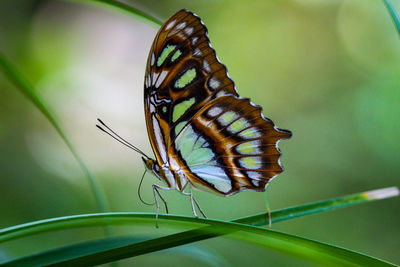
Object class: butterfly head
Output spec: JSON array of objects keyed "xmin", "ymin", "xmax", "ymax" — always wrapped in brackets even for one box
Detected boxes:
[{"xmin": 142, "ymin": 157, "xmax": 162, "ymax": 181}]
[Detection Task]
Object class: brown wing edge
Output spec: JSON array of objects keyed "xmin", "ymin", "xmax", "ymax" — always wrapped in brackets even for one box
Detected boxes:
[
  {"xmin": 233, "ymin": 96, "xmax": 292, "ymax": 195},
  {"xmin": 222, "ymin": 96, "xmax": 292, "ymax": 196}
]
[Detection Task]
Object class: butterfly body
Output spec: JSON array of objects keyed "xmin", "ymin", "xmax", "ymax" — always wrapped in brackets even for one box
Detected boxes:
[{"xmin": 143, "ymin": 9, "xmax": 291, "ymax": 216}]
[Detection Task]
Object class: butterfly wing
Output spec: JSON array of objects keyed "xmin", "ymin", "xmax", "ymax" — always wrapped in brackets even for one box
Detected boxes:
[
  {"xmin": 173, "ymin": 94, "xmax": 291, "ymax": 195},
  {"xmin": 144, "ymin": 9, "xmax": 291, "ymax": 195},
  {"xmin": 144, "ymin": 9, "xmax": 237, "ymax": 166}
]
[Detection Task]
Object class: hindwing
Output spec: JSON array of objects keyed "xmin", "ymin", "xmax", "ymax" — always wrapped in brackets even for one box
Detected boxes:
[{"xmin": 172, "ymin": 95, "xmax": 291, "ymax": 195}]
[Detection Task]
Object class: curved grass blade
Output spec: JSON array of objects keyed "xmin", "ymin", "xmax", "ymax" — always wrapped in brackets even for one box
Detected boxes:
[
  {"xmin": 0, "ymin": 236, "xmax": 226, "ymax": 267},
  {"xmin": 74, "ymin": 0, "xmax": 399, "ymax": 45},
  {"xmin": 68, "ymin": 0, "xmax": 162, "ymax": 26},
  {"xmin": 1, "ymin": 215, "xmax": 396, "ymax": 266},
  {"xmin": 383, "ymin": 0, "xmax": 400, "ymax": 37},
  {"xmin": 0, "ymin": 187, "xmax": 397, "ymax": 266},
  {"xmin": 238, "ymin": 186, "xmax": 400, "ymax": 226},
  {"xmin": 0, "ymin": 53, "xmax": 109, "ymax": 215},
  {"xmin": 1, "ymin": 187, "xmax": 397, "ymax": 243},
  {"xmin": 1, "ymin": 236, "xmax": 146, "ymax": 267}
]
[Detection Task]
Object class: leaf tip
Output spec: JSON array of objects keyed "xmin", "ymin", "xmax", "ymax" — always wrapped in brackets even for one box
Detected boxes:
[{"xmin": 364, "ymin": 187, "xmax": 399, "ymax": 200}]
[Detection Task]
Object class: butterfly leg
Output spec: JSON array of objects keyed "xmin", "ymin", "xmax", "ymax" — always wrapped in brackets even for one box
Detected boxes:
[
  {"xmin": 182, "ymin": 183, "xmax": 207, "ymax": 219},
  {"xmin": 152, "ymin": 184, "xmax": 170, "ymax": 228}
]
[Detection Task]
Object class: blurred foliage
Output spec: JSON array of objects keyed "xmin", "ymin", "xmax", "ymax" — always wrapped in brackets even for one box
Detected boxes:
[{"xmin": 0, "ymin": 0, "xmax": 399, "ymax": 265}]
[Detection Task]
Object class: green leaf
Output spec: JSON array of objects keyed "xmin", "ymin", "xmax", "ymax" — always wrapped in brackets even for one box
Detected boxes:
[
  {"xmin": 70, "ymin": 0, "xmax": 162, "ymax": 26},
  {"xmin": 0, "ymin": 236, "xmax": 226, "ymax": 267},
  {"xmin": 1, "ymin": 216, "xmax": 395, "ymax": 266},
  {"xmin": 0, "ymin": 187, "xmax": 397, "ymax": 266},
  {"xmin": 237, "ymin": 186, "xmax": 400, "ymax": 226},
  {"xmin": 383, "ymin": 0, "xmax": 400, "ymax": 37}
]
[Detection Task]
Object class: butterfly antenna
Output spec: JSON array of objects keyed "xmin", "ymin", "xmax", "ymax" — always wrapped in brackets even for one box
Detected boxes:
[
  {"xmin": 96, "ymin": 118, "xmax": 150, "ymax": 160},
  {"xmin": 138, "ymin": 169, "xmax": 155, "ymax": 206}
]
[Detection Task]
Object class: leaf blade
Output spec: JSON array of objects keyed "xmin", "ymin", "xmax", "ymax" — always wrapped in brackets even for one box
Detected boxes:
[
  {"xmin": 1, "ymin": 216, "xmax": 395, "ymax": 267},
  {"xmin": 0, "ymin": 187, "xmax": 398, "ymax": 266},
  {"xmin": 383, "ymin": 0, "xmax": 400, "ymax": 37}
]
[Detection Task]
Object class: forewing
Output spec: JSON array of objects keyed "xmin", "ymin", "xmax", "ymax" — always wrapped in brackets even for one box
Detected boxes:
[{"xmin": 144, "ymin": 9, "xmax": 237, "ymax": 165}]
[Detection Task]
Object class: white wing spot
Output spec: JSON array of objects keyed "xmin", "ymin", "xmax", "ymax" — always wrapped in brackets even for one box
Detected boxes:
[
  {"xmin": 207, "ymin": 106, "xmax": 222, "ymax": 117},
  {"xmin": 151, "ymin": 72, "xmax": 157, "ymax": 86},
  {"xmin": 155, "ymin": 70, "xmax": 168, "ymax": 88},
  {"xmin": 152, "ymin": 115, "xmax": 168, "ymax": 162},
  {"xmin": 151, "ymin": 53, "xmax": 155, "ymax": 66},
  {"xmin": 146, "ymin": 73, "xmax": 151, "ymax": 88},
  {"xmin": 165, "ymin": 19, "xmax": 176, "ymax": 30},
  {"xmin": 209, "ymin": 77, "xmax": 220, "ymax": 89},
  {"xmin": 216, "ymin": 91, "xmax": 227, "ymax": 97},
  {"xmin": 203, "ymin": 60, "xmax": 211, "ymax": 73},
  {"xmin": 176, "ymin": 22, "xmax": 187, "ymax": 30},
  {"xmin": 184, "ymin": 27, "xmax": 194, "ymax": 36},
  {"xmin": 191, "ymin": 37, "xmax": 199, "ymax": 45},
  {"xmin": 252, "ymin": 179, "xmax": 260, "ymax": 187},
  {"xmin": 247, "ymin": 171, "xmax": 263, "ymax": 180},
  {"xmin": 193, "ymin": 48, "xmax": 202, "ymax": 57}
]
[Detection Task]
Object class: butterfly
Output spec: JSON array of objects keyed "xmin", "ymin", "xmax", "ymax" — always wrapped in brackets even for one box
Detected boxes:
[
  {"xmin": 98, "ymin": 9, "xmax": 291, "ymax": 223},
  {"xmin": 141, "ymin": 9, "xmax": 291, "ymax": 219}
]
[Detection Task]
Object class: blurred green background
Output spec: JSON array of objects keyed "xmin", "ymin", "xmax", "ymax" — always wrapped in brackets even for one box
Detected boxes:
[{"xmin": 0, "ymin": 0, "xmax": 399, "ymax": 265}]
